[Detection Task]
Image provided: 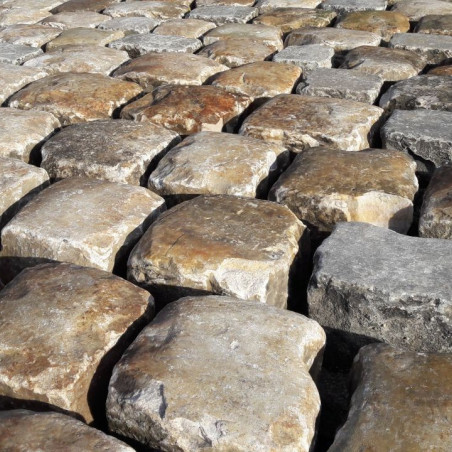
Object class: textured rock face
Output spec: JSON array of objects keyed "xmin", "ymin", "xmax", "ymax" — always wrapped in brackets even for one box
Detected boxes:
[
  {"xmin": 269, "ymin": 147, "xmax": 417, "ymax": 235},
  {"xmin": 128, "ymin": 195, "xmax": 307, "ymax": 307},
  {"xmin": 103, "ymin": 1, "xmax": 189, "ymax": 20},
  {"xmin": 148, "ymin": 131, "xmax": 289, "ymax": 200},
  {"xmin": 189, "ymin": 5, "xmax": 258, "ymax": 25},
  {"xmin": 0, "ymin": 177, "xmax": 165, "ymax": 275},
  {"xmin": 0, "ymin": 8, "xmax": 49, "ymax": 27},
  {"xmin": 256, "ymin": 0, "xmax": 322, "ymax": 12},
  {"xmin": 107, "ymin": 296, "xmax": 325, "ymax": 451},
  {"xmin": 99, "ymin": 16, "xmax": 160, "ymax": 34},
  {"xmin": 240, "ymin": 94, "xmax": 384, "ymax": 153},
  {"xmin": 0, "ymin": 410, "xmax": 134, "ymax": 451},
  {"xmin": 273, "ymin": 44, "xmax": 334, "ymax": 71},
  {"xmin": 41, "ymin": 120, "xmax": 180, "ymax": 185},
  {"xmin": 0, "ymin": 42, "xmax": 43, "ymax": 65},
  {"xmin": 329, "ymin": 344, "xmax": 452, "ymax": 452},
  {"xmin": 429, "ymin": 64, "xmax": 452, "ymax": 76},
  {"xmin": 52, "ymin": 0, "xmax": 121, "ymax": 13},
  {"xmin": 321, "ymin": 0, "xmax": 387, "ymax": 15},
  {"xmin": 8, "ymin": 73, "xmax": 141, "ymax": 126},
  {"xmin": 308, "ymin": 222, "xmax": 452, "ymax": 352},
  {"xmin": 0, "ymin": 24, "xmax": 61, "ymax": 48},
  {"xmin": 391, "ymin": 0, "xmax": 452, "ymax": 23},
  {"xmin": 415, "ymin": 14, "xmax": 452, "ymax": 36},
  {"xmin": 40, "ymin": 11, "xmax": 111, "ymax": 29},
  {"xmin": 0, "ymin": 263, "xmax": 153, "ymax": 423},
  {"xmin": 153, "ymin": 18, "xmax": 216, "ymax": 38},
  {"xmin": 45, "ymin": 27, "xmax": 124, "ymax": 50}
]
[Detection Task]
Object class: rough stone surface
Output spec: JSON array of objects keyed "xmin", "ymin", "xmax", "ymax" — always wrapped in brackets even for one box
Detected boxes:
[
  {"xmin": 52, "ymin": 0, "xmax": 121, "ymax": 13},
  {"xmin": 41, "ymin": 120, "xmax": 180, "ymax": 185},
  {"xmin": 198, "ymin": 0, "xmax": 255, "ymax": 5},
  {"xmin": 0, "ymin": 177, "xmax": 165, "ymax": 274},
  {"xmin": 320, "ymin": 0, "xmax": 387, "ymax": 15},
  {"xmin": 240, "ymin": 94, "xmax": 384, "ymax": 153},
  {"xmin": 107, "ymin": 296, "xmax": 325, "ymax": 451},
  {"xmin": 153, "ymin": 18, "xmax": 216, "ymax": 38},
  {"xmin": 329, "ymin": 344, "xmax": 452, "ymax": 451},
  {"xmin": 148, "ymin": 131, "xmax": 289, "ymax": 200},
  {"xmin": 0, "ymin": 410, "xmax": 134, "ymax": 451},
  {"xmin": 256, "ymin": 0, "xmax": 322, "ymax": 13},
  {"xmin": 419, "ymin": 166, "xmax": 452, "ymax": 239},
  {"xmin": 308, "ymin": 222, "xmax": 452, "ymax": 352},
  {"xmin": 269, "ymin": 147, "xmax": 417, "ymax": 235},
  {"xmin": 128, "ymin": 196, "xmax": 307, "ymax": 306},
  {"xmin": 429, "ymin": 64, "xmax": 452, "ymax": 75},
  {"xmin": 415, "ymin": 14, "xmax": 452, "ymax": 36},
  {"xmin": 273, "ymin": 44, "xmax": 334, "ymax": 71},
  {"xmin": 113, "ymin": 52, "xmax": 228, "ymax": 91},
  {"xmin": 189, "ymin": 5, "xmax": 258, "ymax": 25},
  {"xmin": 0, "ymin": 42, "xmax": 43, "ymax": 65},
  {"xmin": 103, "ymin": 1, "xmax": 188, "ymax": 20},
  {"xmin": 391, "ymin": 0, "xmax": 452, "ymax": 23},
  {"xmin": 296, "ymin": 68, "xmax": 383, "ymax": 104},
  {"xmin": 98, "ymin": 16, "xmax": 160, "ymax": 34},
  {"xmin": 121, "ymin": 85, "xmax": 251, "ymax": 135},
  {"xmin": 8, "ymin": 73, "xmax": 141, "ymax": 126},
  {"xmin": 0, "ymin": 24, "xmax": 61, "ymax": 47},
  {"xmin": 0, "ymin": 262, "xmax": 153, "ymax": 422},
  {"xmin": 45, "ymin": 27, "xmax": 124, "ymax": 50},
  {"xmin": 0, "ymin": 8, "xmax": 49, "ymax": 26},
  {"xmin": 40, "ymin": 11, "xmax": 111, "ymax": 29}
]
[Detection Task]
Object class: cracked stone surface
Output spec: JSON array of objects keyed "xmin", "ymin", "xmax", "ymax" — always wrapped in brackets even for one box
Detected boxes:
[
  {"xmin": 0, "ymin": 42, "xmax": 43, "ymax": 65},
  {"xmin": 0, "ymin": 24, "xmax": 61, "ymax": 47},
  {"xmin": 153, "ymin": 18, "xmax": 216, "ymax": 38},
  {"xmin": 40, "ymin": 11, "xmax": 111, "ymax": 29},
  {"xmin": 189, "ymin": 5, "xmax": 258, "ymax": 25},
  {"xmin": 273, "ymin": 44, "xmax": 334, "ymax": 71}
]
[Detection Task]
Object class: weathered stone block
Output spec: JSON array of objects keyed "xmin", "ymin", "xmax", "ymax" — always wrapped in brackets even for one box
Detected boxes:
[
  {"xmin": 103, "ymin": 1, "xmax": 188, "ymax": 20},
  {"xmin": 391, "ymin": 0, "xmax": 452, "ymax": 23},
  {"xmin": 320, "ymin": 0, "xmax": 387, "ymax": 16},
  {"xmin": 0, "ymin": 24, "xmax": 61, "ymax": 48},
  {"xmin": 273, "ymin": 44, "xmax": 334, "ymax": 71},
  {"xmin": 45, "ymin": 27, "xmax": 124, "ymax": 50},
  {"xmin": 98, "ymin": 16, "xmax": 160, "ymax": 34},
  {"xmin": 0, "ymin": 42, "xmax": 43, "ymax": 65},
  {"xmin": 189, "ymin": 5, "xmax": 258, "ymax": 25},
  {"xmin": 256, "ymin": 0, "xmax": 322, "ymax": 13},
  {"xmin": 52, "ymin": 0, "xmax": 121, "ymax": 13},
  {"xmin": 415, "ymin": 14, "xmax": 452, "ymax": 36},
  {"xmin": 0, "ymin": 8, "xmax": 49, "ymax": 26},
  {"xmin": 153, "ymin": 18, "xmax": 216, "ymax": 38},
  {"xmin": 429, "ymin": 64, "xmax": 452, "ymax": 76},
  {"xmin": 198, "ymin": 0, "xmax": 255, "ymax": 5},
  {"xmin": 40, "ymin": 11, "xmax": 111, "ymax": 29}
]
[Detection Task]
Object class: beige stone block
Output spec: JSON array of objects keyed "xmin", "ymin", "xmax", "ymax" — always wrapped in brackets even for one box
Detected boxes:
[
  {"xmin": 153, "ymin": 18, "xmax": 216, "ymax": 38},
  {"xmin": 0, "ymin": 8, "xmax": 49, "ymax": 26},
  {"xmin": 103, "ymin": 1, "xmax": 189, "ymax": 20},
  {"xmin": 429, "ymin": 64, "xmax": 452, "ymax": 75},
  {"xmin": 391, "ymin": 0, "xmax": 452, "ymax": 23},
  {"xmin": 45, "ymin": 27, "xmax": 124, "ymax": 50},
  {"xmin": 256, "ymin": 0, "xmax": 322, "ymax": 13},
  {"xmin": 40, "ymin": 11, "xmax": 111, "ymax": 29},
  {"xmin": 0, "ymin": 24, "xmax": 61, "ymax": 48},
  {"xmin": 51, "ymin": 0, "xmax": 121, "ymax": 13}
]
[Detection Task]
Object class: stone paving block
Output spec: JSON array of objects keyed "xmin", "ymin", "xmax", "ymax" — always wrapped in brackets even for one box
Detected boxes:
[
  {"xmin": 98, "ymin": 16, "xmax": 161, "ymax": 35},
  {"xmin": 0, "ymin": 157, "xmax": 49, "ymax": 231},
  {"xmin": 253, "ymin": 8, "xmax": 336, "ymax": 34},
  {"xmin": 273, "ymin": 44, "xmax": 334, "ymax": 71},
  {"xmin": 189, "ymin": 5, "xmax": 259, "ymax": 25},
  {"xmin": 113, "ymin": 52, "xmax": 227, "ymax": 91},
  {"xmin": 429, "ymin": 64, "xmax": 452, "ymax": 75},
  {"xmin": 391, "ymin": 0, "xmax": 452, "ymax": 23},
  {"xmin": 103, "ymin": 1, "xmax": 189, "ymax": 20},
  {"xmin": 0, "ymin": 8, "xmax": 49, "ymax": 26},
  {"xmin": 0, "ymin": 178, "xmax": 165, "ymax": 274},
  {"xmin": 1, "ymin": 0, "xmax": 64, "ymax": 10},
  {"xmin": 108, "ymin": 33, "xmax": 202, "ymax": 58},
  {"xmin": 8, "ymin": 73, "xmax": 141, "ymax": 127},
  {"xmin": 45, "ymin": 27, "xmax": 124, "ymax": 50},
  {"xmin": 40, "ymin": 11, "xmax": 111, "ymax": 29},
  {"xmin": 269, "ymin": 147, "xmax": 417, "ymax": 236},
  {"xmin": 256, "ymin": 0, "xmax": 322, "ymax": 13},
  {"xmin": 198, "ymin": 0, "xmax": 255, "ymax": 5},
  {"xmin": 329, "ymin": 344, "xmax": 452, "ymax": 451},
  {"xmin": 0, "ymin": 262, "xmax": 154, "ymax": 422},
  {"xmin": 210, "ymin": 61, "xmax": 301, "ymax": 101},
  {"xmin": 340, "ymin": 45, "xmax": 426, "ymax": 82},
  {"xmin": 379, "ymin": 75, "xmax": 452, "ymax": 112},
  {"xmin": 308, "ymin": 222, "xmax": 452, "ymax": 352},
  {"xmin": 107, "ymin": 296, "xmax": 325, "ymax": 451},
  {"xmin": 52, "ymin": 0, "xmax": 121, "ymax": 13},
  {"xmin": 389, "ymin": 32, "xmax": 452, "ymax": 65},
  {"xmin": 240, "ymin": 94, "xmax": 384, "ymax": 153},
  {"xmin": 0, "ymin": 24, "xmax": 61, "ymax": 47},
  {"xmin": 296, "ymin": 68, "xmax": 383, "ymax": 104},
  {"xmin": 121, "ymin": 85, "xmax": 251, "ymax": 135},
  {"xmin": 0, "ymin": 42, "xmax": 43, "ymax": 65},
  {"xmin": 320, "ymin": 0, "xmax": 387, "ymax": 16},
  {"xmin": 0, "ymin": 410, "xmax": 134, "ymax": 451},
  {"xmin": 0, "ymin": 108, "xmax": 60, "ymax": 162},
  {"xmin": 153, "ymin": 18, "xmax": 216, "ymax": 38},
  {"xmin": 128, "ymin": 196, "xmax": 307, "ymax": 306},
  {"xmin": 415, "ymin": 14, "xmax": 452, "ymax": 36},
  {"xmin": 149, "ymin": 131, "xmax": 289, "ymax": 201},
  {"xmin": 419, "ymin": 166, "xmax": 452, "ymax": 239},
  {"xmin": 41, "ymin": 119, "xmax": 180, "ymax": 185}
]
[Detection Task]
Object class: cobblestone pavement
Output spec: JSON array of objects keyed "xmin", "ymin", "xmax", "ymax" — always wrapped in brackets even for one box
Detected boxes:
[{"xmin": 0, "ymin": 0, "xmax": 451, "ymax": 451}]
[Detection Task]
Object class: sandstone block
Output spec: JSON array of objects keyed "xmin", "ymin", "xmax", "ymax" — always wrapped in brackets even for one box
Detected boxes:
[
  {"xmin": 0, "ymin": 42, "xmax": 43, "ymax": 65},
  {"xmin": 103, "ymin": 1, "xmax": 189, "ymax": 20},
  {"xmin": 320, "ymin": 0, "xmax": 387, "ymax": 16},
  {"xmin": 198, "ymin": 0, "xmax": 255, "ymax": 5},
  {"xmin": 52, "ymin": 0, "xmax": 121, "ymax": 13},
  {"xmin": 40, "ymin": 11, "xmax": 111, "ymax": 29},
  {"xmin": 256, "ymin": 0, "xmax": 322, "ymax": 13},
  {"xmin": 98, "ymin": 16, "xmax": 161, "ymax": 34},
  {"xmin": 0, "ymin": 8, "xmax": 49, "ymax": 26},
  {"xmin": 189, "ymin": 5, "xmax": 258, "ymax": 25},
  {"xmin": 1, "ymin": 0, "xmax": 64, "ymax": 10},
  {"xmin": 391, "ymin": 0, "xmax": 452, "ymax": 23},
  {"xmin": 0, "ymin": 24, "xmax": 61, "ymax": 47},
  {"xmin": 45, "ymin": 27, "xmax": 124, "ymax": 50},
  {"xmin": 429, "ymin": 64, "xmax": 452, "ymax": 75},
  {"xmin": 273, "ymin": 44, "xmax": 334, "ymax": 71},
  {"xmin": 153, "ymin": 18, "xmax": 216, "ymax": 38},
  {"xmin": 415, "ymin": 14, "xmax": 452, "ymax": 36}
]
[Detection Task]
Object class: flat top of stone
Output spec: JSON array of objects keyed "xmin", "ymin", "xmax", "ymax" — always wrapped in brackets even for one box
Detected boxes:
[
  {"xmin": 203, "ymin": 22, "xmax": 282, "ymax": 45},
  {"xmin": 429, "ymin": 64, "xmax": 452, "ymax": 75},
  {"xmin": 0, "ymin": 156, "xmax": 49, "ymax": 192},
  {"xmin": 98, "ymin": 16, "xmax": 161, "ymax": 34},
  {"xmin": 40, "ymin": 11, "xmax": 111, "ymax": 29},
  {"xmin": 415, "ymin": 14, "xmax": 452, "ymax": 35},
  {"xmin": 320, "ymin": 0, "xmax": 387, "ymax": 13},
  {"xmin": 389, "ymin": 32, "xmax": 452, "ymax": 57},
  {"xmin": 189, "ymin": 5, "xmax": 259, "ymax": 25},
  {"xmin": 256, "ymin": 0, "xmax": 322, "ymax": 13},
  {"xmin": 0, "ymin": 42, "xmax": 43, "ymax": 65},
  {"xmin": 391, "ymin": 0, "xmax": 452, "ymax": 22},
  {"xmin": 52, "ymin": 0, "xmax": 121, "ymax": 13},
  {"xmin": 0, "ymin": 7, "xmax": 50, "ymax": 27},
  {"xmin": 273, "ymin": 44, "xmax": 335, "ymax": 66},
  {"xmin": 0, "ymin": 24, "xmax": 61, "ymax": 47},
  {"xmin": 152, "ymin": 18, "xmax": 216, "ymax": 38},
  {"xmin": 103, "ymin": 1, "xmax": 189, "ymax": 20}
]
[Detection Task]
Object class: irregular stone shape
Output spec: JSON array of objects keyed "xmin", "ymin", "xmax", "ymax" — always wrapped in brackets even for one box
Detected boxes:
[
  {"xmin": 341, "ymin": 45, "xmax": 426, "ymax": 82},
  {"xmin": 198, "ymin": 37, "xmax": 275, "ymax": 68},
  {"xmin": 45, "ymin": 27, "xmax": 124, "ymax": 50},
  {"xmin": 285, "ymin": 27, "xmax": 381, "ymax": 53},
  {"xmin": 419, "ymin": 166, "xmax": 452, "ymax": 239},
  {"xmin": 415, "ymin": 14, "xmax": 452, "ymax": 36},
  {"xmin": 0, "ymin": 262, "xmax": 153, "ymax": 422},
  {"xmin": 379, "ymin": 75, "xmax": 452, "ymax": 112},
  {"xmin": 256, "ymin": 0, "xmax": 322, "ymax": 13},
  {"xmin": 273, "ymin": 44, "xmax": 334, "ymax": 71},
  {"xmin": 1, "ymin": 0, "xmax": 64, "ymax": 10},
  {"xmin": 240, "ymin": 94, "xmax": 384, "ymax": 153},
  {"xmin": 253, "ymin": 8, "xmax": 336, "ymax": 34},
  {"xmin": 0, "ymin": 108, "xmax": 59, "ymax": 162},
  {"xmin": 0, "ymin": 178, "xmax": 165, "ymax": 274},
  {"xmin": 103, "ymin": 1, "xmax": 189, "ymax": 20},
  {"xmin": 153, "ymin": 18, "xmax": 216, "ymax": 38},
  {"xmin": 128, "ymin": 196, "xmax": 307, "ymax": 306},
  {"xmin": 52, "ymin": 0, "xmax": 121, "ymax": 13},
  {"xmin": 41, "ymin": 120, "xmax": 180, "ymax": 185},
  {"xmin": 23, "ymin": 45, "xmax": 129, "ymax": 76},
  {"xmin": 113, "ymin": 52, "xmax": 228, "ymax": 91},
  {"xmin": 0, "ymin": 7, "xmax": 49, "ymax": 26},
  {"xmin": 296, "ymin": 68, "xmax": 383, "ymax": 104},
  {"xmin": 107, "ymin": 296, "xmax": 325, "ymax": 451},
  {"xmin": 189, "ymin": 5, "xmax": 258, "ymax": 25},
  {"xmin": 429, "ymin": 64, "xmax": 452, "ymax": 75},
  {"xmin": 9, "ymin": 73, "xmax": 141, "ymax": 127},
  {"xmin": 391, "ymin": 0, "xmax": 452, "ymax": 23},
  {"xmin": 389, "ymin": 32, "xmax": 452, "ymax": 65},
  {"xmin": 120, "ymin": 85, "xmax": 251, "ymax": 135},
  {"xmin": 308, "ymin": 222, "xmax": 452, "ymax": 352},
  {"xmin": 210, "ymin": 61, "xmax": 301, "ymax": 101},
  {"xmin": 321, "ymin": 0, "xmax": 387, "ymax": 15},
  {"xmin": 98, "ymin": 16, "xmax": 160, "ymax": 34},
  {"xmin": 0, "ymin": 63, "xmax": 49, "ymax": 105},
  {"xmin": 336, "ymin": 10, "xmax": 410, "ymax": 44},
  {"xmin": 269, "ymin": 147, "xmax": 417, "ymax": 235},
  {"xmin": 0, "ymin": 42, "xmax": 43, "ymax": 65},
  {"xmin": 0, "ymin": 158, "xmax": 49, "ymax": 231},
  {"xmin": 198, "ymin": 0, "xmax": 255, "ymax": 5},
  {"xmin": 108, "ymin": 33, "xmax": 202, "ymax": 58},
  {"xmin": 0, "ymin": 410, "xmax": 134, "ymax": 451},
  {"xmin": 381, "ymin": 109, "xmax": 452, "ymax": 169},
  {"xmin": 149, "ymin": 131, "xmax": 289, "ymax": 200},
  {"xmin": 0, "ymin": 24, "xmax": 61, "ymax": 48},
  {"xmin": 40, "ymin": 11, "xmax": 111, "ymax": 29},
  {"xmin": 329, "ymin": 344, "xmax": 452, "ymax": 451}
]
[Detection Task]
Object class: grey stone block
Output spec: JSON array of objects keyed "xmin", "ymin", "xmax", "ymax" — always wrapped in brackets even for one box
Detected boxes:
[
  {"xmin": 189, "ymin": 5, "xmax": 258, "ymax": 25},
  {"xmin": 272, "ymin": 44, "xmax": 334, "ymax": 71},
  {"xmin": 0, "ymin": 42, "xmax": 43, "ymax": 65}
]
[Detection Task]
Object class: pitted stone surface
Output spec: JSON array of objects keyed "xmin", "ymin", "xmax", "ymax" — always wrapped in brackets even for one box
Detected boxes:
[
  {"xmin": 0, "ymin": 42, "xmax": 43, "ymax": 65},
  {"xmin": 0, "ymin": 262, "xmax": 153, "ymax": 422},
  {"xmin": 52, "ymin": 0, "xmax": 121, "ymax": 13},
  {"xmin": 273, "ymin": 44, "xmax": 334, "ymax": 71},
  {"xmin": 308, "ymin": 222, "xmax": 452, "ymax": 352},
  {"xmin": 415, "ymin": 14, "xmax": 452, "ymax": 36},
  {"xmin": 189, "ymin": 5, "xmax": 258, "ymax": 25},
  {"xmin": 153, "ymin": 18, "xmax": 216, "ymax": 38},
  {"xmin": 256, "ymin": 0, "xmax": 322, "ymax": 13},
  {"xmin": 45, "ymin": 27, "xmax": 124, "ymax": 50},
  {"xmin": 148, "ymin": 131, "xmax": 289, "ymax": 200},
  {"xmin": 103, "ymin": 1, "xmax": 189, "ymax": 20},
  {"xmin": 0, "ymin": 177, "xmax": 165, "ymax": 273},
  {"xmin": 240, "ymin": 94, "xmax": 384, "ymax": 153},
  {"xmin": 98, "ymin": 16, "xmax": 160, "ymax": 34},
  {"xmin": 391, "ymin": 0, "xmax": 452, "ymax": 23},
  {"xmin": 40, "ymin": 11, "xmax": 111, "ymax": 29},
  {"xmin": 107, "ymin": 296, "xmax": 325, "ymax": 451},
  {"xmin": 0, "ymin": 24, "xmax": 61, "ymax": 47},
  {"xmin": 128, "ymin": 196, "xmax": 307, "ymax": 306},
  {"xmin": 8, "ymin": 73, "xmax": 141, "ymax": 126},
  {"xmin": 41, "ymin": 120, "xmax": 180, "ymax": 185},
  {"xmin": 320, "ymin": 0, "xmax": 387, "ymax": 15}
]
